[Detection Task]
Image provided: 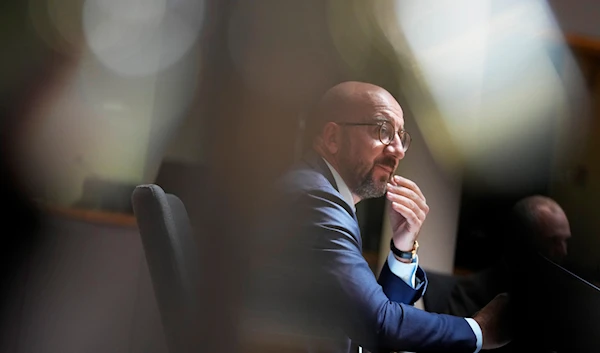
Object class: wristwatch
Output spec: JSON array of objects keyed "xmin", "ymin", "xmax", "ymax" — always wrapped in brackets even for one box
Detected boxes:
[{"xmin": 390, "ymin": 239, "xmax": 419, "ymax": 261}]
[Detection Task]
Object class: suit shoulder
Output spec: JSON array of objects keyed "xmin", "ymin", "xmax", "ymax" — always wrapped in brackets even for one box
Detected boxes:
[
  {"xmin": 279, "ymin": 166, "xmax": 336, "ymax": 194},
  {"xmin": 274, "ymin": 166, "xmax": 356, "ymax": 226}
]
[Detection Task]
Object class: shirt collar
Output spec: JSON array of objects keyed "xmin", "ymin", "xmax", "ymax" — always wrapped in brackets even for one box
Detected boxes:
[{"xmin": 322, "ymin": 158, "xmax": 356, "ymax": 213}]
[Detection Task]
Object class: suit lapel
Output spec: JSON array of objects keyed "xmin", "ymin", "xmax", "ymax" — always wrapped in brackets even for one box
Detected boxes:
[
  {"xmin": 301, "ymin": 151, "xmax": 360, "ymax": 230},
  {"xmin": 301, "ymin": 151, "xmax": 362, "ymax": 252},
  {"xmin": 302, "ymin": 151, "xmax": 339, "ymax": 193}
]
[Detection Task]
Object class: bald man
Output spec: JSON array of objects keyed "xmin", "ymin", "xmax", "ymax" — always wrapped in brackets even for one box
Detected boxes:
[
  {"xmin": 250, "ymin": 82, "xmax": 511, "ymax": 353},
  {"xmin": 512, "ymin": 196, "xmax": 571, "ymax": 264}
]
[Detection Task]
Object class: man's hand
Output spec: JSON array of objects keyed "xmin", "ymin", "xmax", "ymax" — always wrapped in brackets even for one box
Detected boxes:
[
  {"xmin": 473, "ymin": 293, "xmax": 512, "ymax": 350},
  {"xmin": 386, "ymin": 175, "xmax": 429, "ymax": 254}
]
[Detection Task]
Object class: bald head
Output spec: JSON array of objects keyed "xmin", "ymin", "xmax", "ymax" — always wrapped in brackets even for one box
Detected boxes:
[
  {"xmin": 308, "ymin": 81, "xmax": 402, "ymax": 140},
  {"xmin": 513, "ymin": 196, "xmax": 571, "ymax": 263},
  {"xmin": 306, "ymin": 81, "xmax": 407, "ymax": 201}
]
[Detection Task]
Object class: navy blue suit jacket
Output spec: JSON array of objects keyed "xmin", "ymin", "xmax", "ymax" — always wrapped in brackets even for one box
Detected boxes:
[{"xmin": 251, "ymin": 152, "xmax": 477, "ymax": 353}]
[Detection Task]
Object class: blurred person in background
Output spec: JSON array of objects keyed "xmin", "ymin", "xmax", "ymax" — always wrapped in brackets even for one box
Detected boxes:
[
  {"xmin": 426, "ymin": 195, "xmax": 571, "ymax": 317},
  {"xmin": 250, "ymin": 81, "xmax": 511, "ymax": 353},
  {"xmin": 424, "ymin": 195, "xmax": 571, "ymax": 352},
  {"xmin": 513, "ymin": 196, "xmax": 571, "ymax": 265}
]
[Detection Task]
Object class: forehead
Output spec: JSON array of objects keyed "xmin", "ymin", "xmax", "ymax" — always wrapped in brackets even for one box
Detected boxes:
[
  {"xmin": 353, "ymin": 91, "xmax": 404, "ymax": 127},
  {"xmin": 537, "ymin": 207, "xmax": 570, "ymax": 238}
]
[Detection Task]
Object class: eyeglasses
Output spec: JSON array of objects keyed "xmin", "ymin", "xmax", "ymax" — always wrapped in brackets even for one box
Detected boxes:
[{"xmin": 336, "ymin": 120, "xmax": 412, "ymax": 152}]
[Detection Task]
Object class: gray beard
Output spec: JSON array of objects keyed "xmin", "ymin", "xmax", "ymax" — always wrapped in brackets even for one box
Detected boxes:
[{"xmin": 352, "ymin": 169, "xmax": 389, "ymax": 200}]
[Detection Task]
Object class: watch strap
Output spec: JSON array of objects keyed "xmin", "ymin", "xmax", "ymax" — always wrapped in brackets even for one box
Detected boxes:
[{"xmin": 390, "ymin": 239, "xmax": 418, "ymax": 260}]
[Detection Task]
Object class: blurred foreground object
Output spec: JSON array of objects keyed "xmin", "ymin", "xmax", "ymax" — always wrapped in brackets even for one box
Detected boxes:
[{"xmin": 371, "ymin": 0, "xmax": 591, "ymax": 193}]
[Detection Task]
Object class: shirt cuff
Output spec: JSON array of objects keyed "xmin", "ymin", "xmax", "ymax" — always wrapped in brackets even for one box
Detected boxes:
[
  {"xmin": 464, "ymin": 318, "xmax": 483, "ymax": 353},
  {"xmin": 386, "ymin": 251, "xmax": 419, "ymax": 288}
]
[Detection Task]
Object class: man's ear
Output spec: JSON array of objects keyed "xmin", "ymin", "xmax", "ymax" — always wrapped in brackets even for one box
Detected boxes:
[{"xmin": 321, "ymin": 122, "xmax": 340, "ymax": 154}]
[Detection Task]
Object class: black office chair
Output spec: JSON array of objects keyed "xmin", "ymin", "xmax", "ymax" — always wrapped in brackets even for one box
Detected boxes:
[{"xmin": 131, "ymin": 184, "xmax": 200, "ymax": 353}]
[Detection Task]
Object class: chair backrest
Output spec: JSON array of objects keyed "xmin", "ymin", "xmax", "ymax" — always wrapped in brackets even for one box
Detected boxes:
[{"xmin": 131, "ymin": 184, "xmax": 200, "ymax": 353}]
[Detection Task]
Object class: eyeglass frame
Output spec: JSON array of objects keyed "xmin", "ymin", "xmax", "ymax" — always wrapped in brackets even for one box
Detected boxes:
[{"xmin": 334, "ymin": 120, "xmax": 412, "ymax": 152}]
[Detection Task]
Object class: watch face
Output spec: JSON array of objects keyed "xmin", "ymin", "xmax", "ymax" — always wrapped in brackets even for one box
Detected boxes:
[{"xmin": 402, "ymin": 253, "xmax": 414, "ymax": 260}]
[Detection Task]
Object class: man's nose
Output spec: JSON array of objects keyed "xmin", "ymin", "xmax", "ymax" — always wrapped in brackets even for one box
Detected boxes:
[
  {"xmin": 385, "ymin": 133, "xmax": 405, "ymax": 159},
  {"xmin": 560, "ymin": 241, "xmax": 568, "ymax": 256}
]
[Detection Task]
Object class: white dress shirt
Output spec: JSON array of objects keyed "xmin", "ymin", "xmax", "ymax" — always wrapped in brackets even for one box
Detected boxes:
[{"xmin": 323, "ymin": 159, "xmax": 482, "ymax": 353}]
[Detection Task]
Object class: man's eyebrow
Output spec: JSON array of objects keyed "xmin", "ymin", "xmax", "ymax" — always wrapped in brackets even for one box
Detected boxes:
[
  {"xmin": 372, "ymin": 115, "xmax": 391, "ymax": 122},
  {"xmin": 373, "ymin": 115, "xmax": 405, "ymax": 130}
]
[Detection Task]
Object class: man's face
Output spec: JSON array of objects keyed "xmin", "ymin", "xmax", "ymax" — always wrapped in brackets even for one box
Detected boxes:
[
  {"xmin": 336, "ymin": 93, "xmax": 406, "ymax": 199},
  {"xmin": 536, "ymin": 208, "xmax": 571, "ymax": 264}
]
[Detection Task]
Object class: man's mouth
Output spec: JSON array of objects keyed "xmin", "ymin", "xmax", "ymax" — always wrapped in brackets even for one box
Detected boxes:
[{"xmin": 375, "ymin": 164, "xmax": 394, "ymax": 174}]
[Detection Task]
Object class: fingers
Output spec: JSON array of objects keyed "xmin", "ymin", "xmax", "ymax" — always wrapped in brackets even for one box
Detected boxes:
[
  {"xmin": 475, "ymin": 292, "xmax": 512, "ymax": 350},
  {"xmin": 494, "ymin": 292, "xmax": 510, "ymax": 302},
  {"xmin": 392, "ymin": 175, "xmax": 426, "ymax": 201},
  {"xmin": 386, "ymin": 183, "xmax": 429, "ymax": 217},
  {"xmin": 386, "ymin": 175, "xmax": 429, "ymax": 219},
  {"xmin": 387, "ymin": 193, "xmax": 427, "ymax": 222},
  {"xmin": 387, "ymin": 175, "xmax": 429, "ymax": 239},
  {"xmin": 390, "ymin": 201, "xmax": 423, "ymax": 230}
]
